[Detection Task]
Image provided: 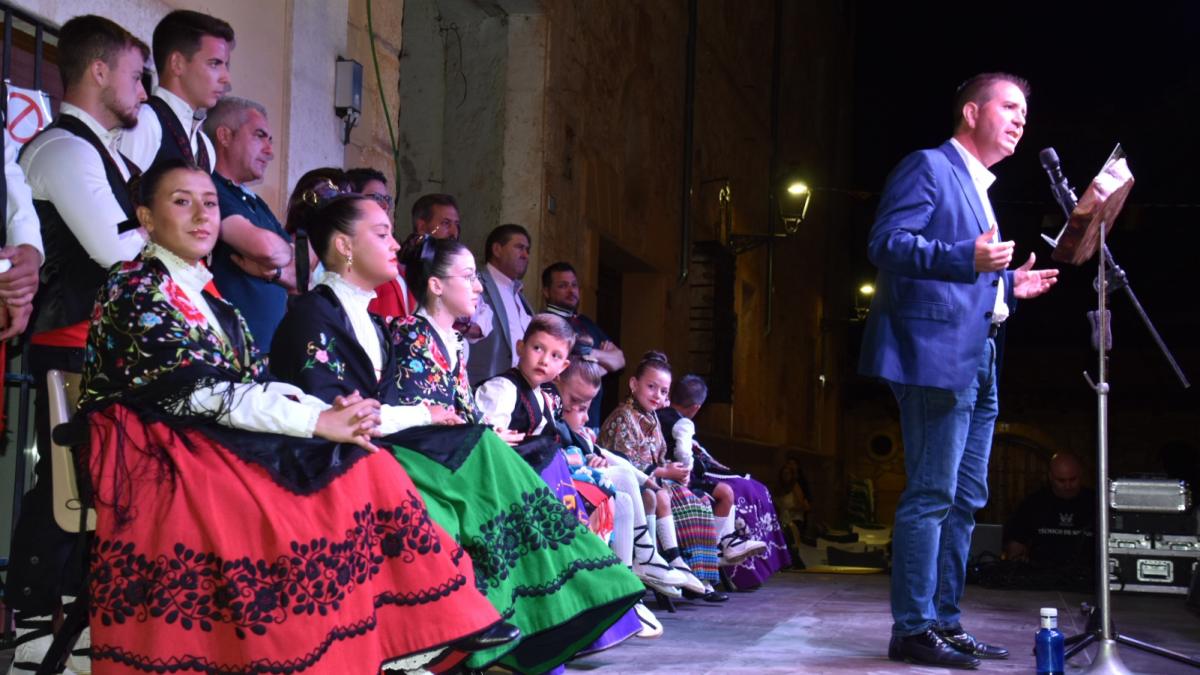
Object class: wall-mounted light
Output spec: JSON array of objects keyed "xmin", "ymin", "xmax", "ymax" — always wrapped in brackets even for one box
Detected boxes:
[
  {"xmin": 781, "ymin": 180, "xmax": 812, "ymax": 234},
  {"xmin": 854, "ymin": 282, "xmax": 875, "ymax": 321},
  {"xmin": 725, "ymin": 175, "xmax": 814, "ymax": 255},
  {"xmin": 334, "ymin": 57, "xmax": 363, "ymax": 145}
]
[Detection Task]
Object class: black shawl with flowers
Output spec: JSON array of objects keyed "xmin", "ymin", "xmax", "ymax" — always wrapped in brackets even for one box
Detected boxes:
[
  {"xmin": 270, "ymin": 289, "xmax": 486, "ymax": 470},
  {"xmin": 79, "ymin": 254, "xmax": 371, "ymax": 497}
]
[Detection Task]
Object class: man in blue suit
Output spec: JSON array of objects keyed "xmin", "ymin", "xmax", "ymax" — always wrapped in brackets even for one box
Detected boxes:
[{"xmin": 860, "ymin": 72, "xmax": 1058, "ymax": 669}]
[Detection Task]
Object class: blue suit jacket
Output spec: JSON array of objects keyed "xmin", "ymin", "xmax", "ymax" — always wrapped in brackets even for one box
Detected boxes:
[{"xmin": 859, "ymin": 140, "xmax": 1016, "ymax": 391}]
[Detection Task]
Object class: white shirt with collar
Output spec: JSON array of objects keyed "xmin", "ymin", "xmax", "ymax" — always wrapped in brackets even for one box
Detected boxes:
[
  {"xmin": 949, "ymin": 137, "xmax": 1009, "ymax": 324},
  {"xmin": 147, "ymin": 242, "xmax": 329, "ymax": 438},
  {"xmin": 19, "ymin": 103, "xmax": 147, "ymax": 268},
  {"xmin": 485, "ymin": 262, "xmax": 532, "ymax": 366},
  {"xmin": 474, "ymin": 372, "xmax": 550, "ymax": 435},
  {"xmin": 120, "ymin": 86, "xmax": 216, "ymax": 172},
  {"xmin": 320, "ymin": 271, "xmax": 431, "ymax": 434},
  {"xmin": 4, "ymin": 123, "xmax": 43, "ymax": 262}
]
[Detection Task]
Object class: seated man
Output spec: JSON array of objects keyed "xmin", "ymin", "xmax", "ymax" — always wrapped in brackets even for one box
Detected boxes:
[{"xmin": 1003, "ymin": 452, "xmax": 1095, "ymax": 566}]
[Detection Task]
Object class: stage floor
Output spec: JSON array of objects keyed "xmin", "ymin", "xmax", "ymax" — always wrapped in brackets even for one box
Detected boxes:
[
  {"xmin": 566, "ymin": 571, "xmax": 1200, "ymax": 674},
  {"xmin": 3, "ymin": 572, "xmax": 1195, "ymax": 673}
]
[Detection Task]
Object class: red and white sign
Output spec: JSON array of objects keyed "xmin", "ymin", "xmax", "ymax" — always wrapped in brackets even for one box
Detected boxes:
[{"xmin": 6, "ymin": 83, "xmax": 53, "ymax": 149}]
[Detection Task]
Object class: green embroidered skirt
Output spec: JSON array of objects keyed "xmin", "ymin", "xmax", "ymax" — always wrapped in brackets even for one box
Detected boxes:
[{"xmin": 386, "ymin": 427, "xmax": 643, "ymax": 673}]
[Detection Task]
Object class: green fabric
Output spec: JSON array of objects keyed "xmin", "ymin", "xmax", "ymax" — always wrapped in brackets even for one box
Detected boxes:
[{"xmin": 388, "ymin": 432, "xmax": 642, "ymax": 672}]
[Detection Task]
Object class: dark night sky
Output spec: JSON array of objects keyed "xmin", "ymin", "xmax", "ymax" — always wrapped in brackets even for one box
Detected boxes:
[{"xmin": 848, "ymin": 3, "xmax": 1199, "ymax": 428}]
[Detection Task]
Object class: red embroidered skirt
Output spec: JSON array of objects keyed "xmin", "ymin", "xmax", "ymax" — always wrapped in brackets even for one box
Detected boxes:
[{"xmin": 85, "ymin": 405, "xmax": 500, "ymax": 674}]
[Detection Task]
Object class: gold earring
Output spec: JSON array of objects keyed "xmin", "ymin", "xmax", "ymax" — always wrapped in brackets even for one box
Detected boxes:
[{"xmin": 345, "ymin": 252, "xmax": 353, "ymax": 268}]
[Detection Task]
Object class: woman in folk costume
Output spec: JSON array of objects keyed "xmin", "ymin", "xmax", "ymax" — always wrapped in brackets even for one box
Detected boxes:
[
  {"xmin": 266, "ymin": 199, "xmax": 643, "ymax": 674},
  {"xmin": 598, "ymin": 352, "xmax": 728, "ymax": 602},
  {"xmin": 77, "ymin": 160, "xmax": 505, "ymax": 675}
]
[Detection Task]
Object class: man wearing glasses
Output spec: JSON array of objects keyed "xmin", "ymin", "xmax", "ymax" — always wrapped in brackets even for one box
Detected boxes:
[
  {"xmin": 347, "ymin": 167, "xmax": 394, "ymax": 214},
  {"xmin": 205, "ymin": 96, "xmax": 294, "ymax": 345}
]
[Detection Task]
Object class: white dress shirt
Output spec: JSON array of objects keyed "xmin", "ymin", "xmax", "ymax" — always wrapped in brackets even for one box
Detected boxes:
[
  {"xmin": 949, "ymin": 138, "xmax": 1009, "ymax": 324},
  {"xmin": 320, "ymin": 271, "xmax": 430, "ymax": 433},
  {"xmin": 484, "ymin": 263, "xmax": 532, "ymax": 366},
  {"xmin": 19, "ymin": 104, "xmax": 147, "ymax": 267},
  {"xmin": 119, "ymin": 86, "xmax": 216, "ymax": 172},
  {"xmin": 4, "ymin": 126, "xmax": 43, "ymax": 261},
  {"xmin": 149, "ymin": 243, "xmax": 329, "ymax": 437},
  {"xmin": 668, "ymin": 415, "xmax": 697, "ymax": 470},
  {"xmin": 475, "ymin": 374, "xmax": 549, "ymax": 434}
]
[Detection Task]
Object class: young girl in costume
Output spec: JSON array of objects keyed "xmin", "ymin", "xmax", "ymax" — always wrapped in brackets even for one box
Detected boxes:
[{"xmin": 598, "ymin": 352, "xmax": 726, "ymax": 602}]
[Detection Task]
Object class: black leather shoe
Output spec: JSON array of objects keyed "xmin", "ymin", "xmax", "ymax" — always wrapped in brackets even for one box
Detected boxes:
[
  {"xmin": 455, "ymin": 622, "xmax": 521, "ymax": 651},
  {"xmin": 888, "ymin": 629, "xmax": 981, "ymax": 669},
  {"xmin": 682, "ymin": 588, "xmax": 729, "ymax": 602},
  {"xmin": 938, "ymin": 627, "xmax": 1010, "ymax": 659}
]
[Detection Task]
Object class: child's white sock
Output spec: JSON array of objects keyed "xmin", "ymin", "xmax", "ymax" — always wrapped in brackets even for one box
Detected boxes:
[{"xmin": 657, "ymin": 513, "xmax": 680, "ymax": 554}]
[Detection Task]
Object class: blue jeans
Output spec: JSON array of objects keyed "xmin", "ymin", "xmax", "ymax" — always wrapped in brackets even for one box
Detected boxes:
[{"xmin": 888, "ymin": 338, "xmax": 998, "ymax": 637}]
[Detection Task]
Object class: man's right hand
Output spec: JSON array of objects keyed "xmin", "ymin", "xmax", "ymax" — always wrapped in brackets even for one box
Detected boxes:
[{"xmin": 974, "ymin": 223, "xmax": 1014, "ymax": 272}]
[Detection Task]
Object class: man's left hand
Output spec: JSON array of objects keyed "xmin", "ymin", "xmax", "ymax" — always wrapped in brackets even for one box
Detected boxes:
[
  {"xmin": 0, "ymin": 244, "xmax": 41, "ymax": 307},
  {"xmin": 0, "ymin": 301, "xmax": 33, "ymax": 341},
  {"xmin": 1012, "ymin": 252, "xmax": 1058, "ymax": 299}
]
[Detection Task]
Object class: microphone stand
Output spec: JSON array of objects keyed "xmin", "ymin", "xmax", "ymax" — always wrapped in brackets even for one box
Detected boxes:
[{"xmin": 1044, "ymin": 168, "xmax": 1196, "ymax": 673}]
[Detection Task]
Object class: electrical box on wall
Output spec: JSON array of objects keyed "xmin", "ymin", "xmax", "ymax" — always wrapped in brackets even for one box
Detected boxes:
[{"xmin": 335, "ymin": 58, "xmax": 363, "ymax": 115}]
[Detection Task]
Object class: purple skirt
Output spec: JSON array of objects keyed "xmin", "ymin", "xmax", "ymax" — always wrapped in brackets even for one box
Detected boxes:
[
  {"xmin": 539, "ymin": 451, "xmax": 641, "ymax": 654},
  {"xmin": 716, "ymin": 474, "xmax": 792, "ymax": 588}
]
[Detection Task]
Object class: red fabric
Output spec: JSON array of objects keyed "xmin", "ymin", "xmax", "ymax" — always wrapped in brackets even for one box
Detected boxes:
[
  {"xmin": 30, "ymin": 321, "xmax": 89, "ymax": 349},
  {"xmin": 368, "ymin": 274, "xmax": 416, "ymax": 320},
  {"xmin": 85, "ymin": 405, "xmax": 499, "ymax": 674},
  {"xmin": 573, "ymin": 480, "xmax": 615, "ymax": 542}
]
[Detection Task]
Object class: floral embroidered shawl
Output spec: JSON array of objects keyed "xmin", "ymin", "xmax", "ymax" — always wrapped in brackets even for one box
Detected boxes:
[
  {"xmin": 391, "ymin": 313, "xmax": 484, "ymax": 424},
  {"xmin": 81, "ymin": 253, "xmax": 263, "ymax": 412},
  {"xmin": 597, "ymin": 398, "xmax": 667, "ymax": 474}
]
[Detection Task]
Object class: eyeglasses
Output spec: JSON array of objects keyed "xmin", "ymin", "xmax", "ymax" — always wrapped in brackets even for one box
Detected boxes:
[
  {"xmin": 439, "ymin": 271, "xmax": 482, "ymax": 284},
  {"xmin": 364, "ymin": 192, "xmax": 394, "ymax": 210},
  {"xmin": 299, "ymin": 179, "xmax": 349, "ymax": 207}
]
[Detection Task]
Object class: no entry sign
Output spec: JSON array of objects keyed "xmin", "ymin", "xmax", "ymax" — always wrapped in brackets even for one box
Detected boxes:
[{"xmin": 5, "ymin": 83, "xmax": 53, "ymax": 148}]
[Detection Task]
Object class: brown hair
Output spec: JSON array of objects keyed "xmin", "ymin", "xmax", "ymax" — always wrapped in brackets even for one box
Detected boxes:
[
  {"xmin": 559, "ymin": 334, "xmax": 603, "ymax": 387},
  {"xmin": 635, "ymin": 350, "xmax": 671, "ymax": 378},
  {"xmin": 152, "ymin": 9, "xmax": 235, "ymax": 75},
  {"xmin": 953, "ymin": 72, "xmax": 1029, "ymax": 130},
  {"xmin": 58, "ymin": 15, "xmax": 149, "ymax": 90},
  {"xmin": 523, "ymin": 313, "xmax": 576, "ymax": 351}
]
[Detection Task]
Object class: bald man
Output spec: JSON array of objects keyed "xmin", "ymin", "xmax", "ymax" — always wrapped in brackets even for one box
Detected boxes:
[{"xmin": 1003, "ymin": 453, "xmax": 1095, "ymax": 565}]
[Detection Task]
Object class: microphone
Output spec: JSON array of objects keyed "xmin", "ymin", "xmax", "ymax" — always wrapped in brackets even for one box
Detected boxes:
[{"xmin": 1039, "ymin": 147, "xmax": 1079, "ymax": 219}]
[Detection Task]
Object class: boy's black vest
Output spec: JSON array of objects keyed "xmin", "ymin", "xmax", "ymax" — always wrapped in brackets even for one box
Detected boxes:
[
  {"xmin": 494, "ymin": 368, "xmax": 562, "ymax": 437},
  {"xmin": 493, "ymin": 369, "xmax": 566, "ymax": 472},
  {"xmin": 656, "ymin": 407, "xmax": 684, "ymax": 459},
  {"xmin": 22, "ymin": 115, "xmax": 140, "ymax": 334},
  {"xmin": 147, "ymin": 96, "xmax": 210, "ymax": 172}
]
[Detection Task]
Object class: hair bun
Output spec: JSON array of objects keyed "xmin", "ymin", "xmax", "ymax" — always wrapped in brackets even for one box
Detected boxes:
[{"xmin": 641, "ymin": 350, "xmax": 669, "ymax": 367}]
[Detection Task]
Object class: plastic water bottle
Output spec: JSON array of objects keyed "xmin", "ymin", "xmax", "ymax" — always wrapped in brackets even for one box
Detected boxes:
[{"xmin": 1035, "ymin": 607, "xmax": 1065, "ymax": 675}]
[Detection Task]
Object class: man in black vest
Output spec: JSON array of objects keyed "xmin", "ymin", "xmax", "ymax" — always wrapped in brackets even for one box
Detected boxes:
[
  {"xmin": 11, "ymin": 15, "xmax": 150, "ymax": 671},
  {"xmin": 120, "ymin": 9, "xmax": 234, "ymax": 173},
  {"xmin": 0, "ymin": 79, "xmax": 44, "ymax": 340}
]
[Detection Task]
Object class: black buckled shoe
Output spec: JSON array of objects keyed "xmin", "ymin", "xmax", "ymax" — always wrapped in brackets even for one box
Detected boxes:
[
  {"xmin": 682, "ymin": 588, "xmax": 730, "ymax": 603},
  {"xmin": 888, "ymin": 629, "xmax": 981, "ymax": 669},
  {"xmin": 454, "ymin": 622, "xmax": 521, "ymax": 652},
  {"xmin": 937, "ymin": 627, "xmax": 1010, "ymax": 659}
]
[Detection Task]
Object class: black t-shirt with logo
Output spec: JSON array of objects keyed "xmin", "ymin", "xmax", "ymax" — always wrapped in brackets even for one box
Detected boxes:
[{"xmin": 1003, "ymin": 486, "xmax": 1096, "ymax": 565}]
